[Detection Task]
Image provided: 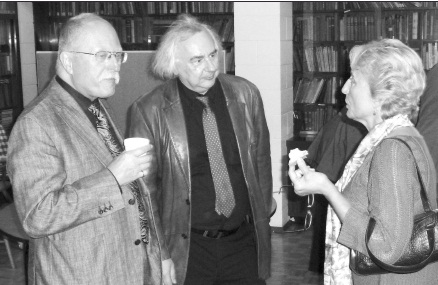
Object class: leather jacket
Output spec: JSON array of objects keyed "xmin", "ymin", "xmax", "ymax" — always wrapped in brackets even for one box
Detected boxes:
[{"xmin": 129, "ymin": 74, "xmax": 272, "ymax": 283}]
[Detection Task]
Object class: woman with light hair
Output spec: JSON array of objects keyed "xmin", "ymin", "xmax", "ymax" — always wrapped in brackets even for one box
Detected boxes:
[{"xmin": 289, "ymin": 38, "xmax": 438, "ymax": 284}]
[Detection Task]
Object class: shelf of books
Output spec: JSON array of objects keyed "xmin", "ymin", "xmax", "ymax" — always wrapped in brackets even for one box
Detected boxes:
[
  {"xmin": 0, "ymin": 2, "xmax": 21, "ymax": 134},
  {"xmin": 292, "ymin": 76, "xmax": 344, "ymax": 139},
  {"xmin": 33, "ymin": 1, "xmax": 235, "ymax": 74},
  {"xmin": 146, "ymin": 2, "xmax": 233, "ymax": 15},
  {"xmin": 293, "ymin": 104, "xmax": 339, "ymax": 139},
  {"xmin": 145, "ymin": 14, "xmax": 233, "ymax": 47},
  {"xmin": 292, "ymin": 2, "xmax": 438, "ymax": 141},
  {"xmin": 371, "ymin": 2, "xmax": 438, "ymax": 70},
  {"xmin": 293, "ymin": 3, "xmax": 345, "ymax": 140},
  {"xmin": 384, "ymin": 12, "xmax": 438, "ymax": 69},
  {"xmin": 294, "ymin": 43, "xmax": 342, "ymax": 73},
  {"xmin": 341, "ymin": 11, "xmax": 377, "ymax": 42}
]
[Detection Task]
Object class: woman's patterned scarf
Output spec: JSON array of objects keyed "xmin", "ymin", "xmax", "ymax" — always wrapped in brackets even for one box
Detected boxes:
[{"xmin": 323, "ymin": 114, "xmax": 413, "ymax": 285}]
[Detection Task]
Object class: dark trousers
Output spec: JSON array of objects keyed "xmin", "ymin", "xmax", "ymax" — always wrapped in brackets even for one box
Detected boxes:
[
  {"xmin": 308, "ymin": 195, "xmax": 328, "ymax": 273},
  {"xmin": 184, "ymin": 222, "xmax": 265, "ymax": 285}
]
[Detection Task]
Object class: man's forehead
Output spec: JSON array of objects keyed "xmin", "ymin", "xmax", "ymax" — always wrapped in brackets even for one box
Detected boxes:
[
  {"xmin": 177, "ymin": 31, "xmax": 216, "ymax": 56},
  {"xmin": 76, "ymin": 22, "xmax": 120, "ymax": 51},
  {"xmin": 352, "ymin": 68, "xmax": 365, "ymax": 77}
]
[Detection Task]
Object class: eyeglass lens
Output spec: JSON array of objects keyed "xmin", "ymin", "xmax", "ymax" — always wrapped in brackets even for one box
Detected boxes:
[{"xmin": 96, "ymin": 51, "xmax": 127, "ymax": 63}]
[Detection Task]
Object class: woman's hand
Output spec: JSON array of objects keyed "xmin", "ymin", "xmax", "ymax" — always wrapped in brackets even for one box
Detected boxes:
[
  {"xmin": 290, "ymin": 158, "xmax": 351, "ymax": 222},
  {"xmin": 288, "ymin": 158, "xmax": 331, "ymax": 196}
]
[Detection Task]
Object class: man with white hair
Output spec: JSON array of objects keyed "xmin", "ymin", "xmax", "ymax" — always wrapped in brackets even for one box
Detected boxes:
[{"xmin": 130, "ymin": 14, "xmax": 272, "ymax": 285}]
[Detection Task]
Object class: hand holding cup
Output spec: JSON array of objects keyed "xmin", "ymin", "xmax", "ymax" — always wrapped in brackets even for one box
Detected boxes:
[
  {"xmin": 107, "ymin": 137, "xmax": 155, "ymax": 185},
  {"xmin": 124, "ymin": 138, "xmax": 150, "ymax": 153}
]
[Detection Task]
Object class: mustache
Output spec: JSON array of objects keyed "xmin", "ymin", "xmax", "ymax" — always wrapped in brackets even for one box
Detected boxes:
[{"xmin": 102, "ymin": 73, "xmax": 120, "ymax": 84}]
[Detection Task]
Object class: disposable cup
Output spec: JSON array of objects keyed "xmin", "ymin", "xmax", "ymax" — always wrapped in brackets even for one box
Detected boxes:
[{"xmin": 124, "ymin": 137, "xmax": 150, "ymax": 151}]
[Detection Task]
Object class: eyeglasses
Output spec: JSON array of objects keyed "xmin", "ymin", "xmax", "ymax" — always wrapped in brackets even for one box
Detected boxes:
[
  {"xmin": 278, "ymin": 185, "xmax": 314, "ymax": 233},
  {"xmin": 68, "ymin": 51, "xmax": 128, "ymax": 64}
]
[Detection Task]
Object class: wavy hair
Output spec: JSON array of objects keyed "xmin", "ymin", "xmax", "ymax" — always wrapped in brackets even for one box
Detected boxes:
[
  {"xmin": 152, "ymin": 14, "xmax": 222, "ymax": 79},
  {"xmin": 349, "ymin": 39, "xmax": 426, "ymax": 120}
]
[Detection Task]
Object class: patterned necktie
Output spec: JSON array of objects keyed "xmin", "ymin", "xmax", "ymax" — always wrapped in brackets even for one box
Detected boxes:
[
  {"xmin": 197, "ymin": 96, "xmax": 235, "ymax": 218},
  {"xmin": 89, "ymin": 100, "xmax": 149, "ymax": 243}
]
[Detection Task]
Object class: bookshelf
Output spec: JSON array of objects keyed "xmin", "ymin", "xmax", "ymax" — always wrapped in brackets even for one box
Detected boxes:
[
  {"xmin": 292, "ymin": 1, "xmax": 438, "ymax": 141},
  {"xmin": 0, "ymin": 2, "xmax": 22, "ymax": 134},
  {"xmin": 292, "ymin": 2, "xmax": 346, "ymax": 140},
  {"xmin": 32, "ymin": 2, "xmax": 235, "ymax": 74}
]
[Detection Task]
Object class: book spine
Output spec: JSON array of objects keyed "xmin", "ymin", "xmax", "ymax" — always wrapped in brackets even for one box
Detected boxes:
[{"xmin": 413, "ymin": 12, "xmax": 418, "ymax": 40}]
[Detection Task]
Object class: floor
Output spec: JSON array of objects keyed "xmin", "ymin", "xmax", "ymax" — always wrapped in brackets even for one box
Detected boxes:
[
  {"xmin": 267, "ymin": 225, "xmax": 323, "ymax": 285},
  {"xmin": 0, "ymin": 240, "xmax": 26, "ymax": 285},
  {"xmin": 0, "ymin": 224, "xmax": 323, "ymax": 285}
]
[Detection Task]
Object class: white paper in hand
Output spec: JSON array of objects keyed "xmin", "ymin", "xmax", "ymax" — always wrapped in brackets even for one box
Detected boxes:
[{"xmin": 288, "ymin": 148, "xmax": 308, "ymax": 168}]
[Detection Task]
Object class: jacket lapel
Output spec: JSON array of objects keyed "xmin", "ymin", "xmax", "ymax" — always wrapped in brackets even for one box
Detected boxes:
[
  {"xmin": 100, "ymin": 98, "xmax": 125, "ymax": 147},
  {"xmin": 160, "ymin": 76, "xmax": 252, "ymax": 191},
  {"xmin": 162, "ymin": 79, "xmax": 191, "ymax": 188},
  {"xmin": 50, "ymin": 80, "xmax": 113, "ymax": 166},
  {"xmin": 219, "ymin": 76, "xmax": 250, "ymax": 169}
]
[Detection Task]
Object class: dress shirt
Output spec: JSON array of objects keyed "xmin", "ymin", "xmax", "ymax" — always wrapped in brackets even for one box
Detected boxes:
[
  {"xmin": 56, "ymin": 76, "xmax": 96, "ymax": 125},
  {"xmin": 56, "ymin": 76, "xmax": 121, "ymax": 145},
  {"xmin": 178, "ymin": 78, "xmax": 251, "ymax": 231}
]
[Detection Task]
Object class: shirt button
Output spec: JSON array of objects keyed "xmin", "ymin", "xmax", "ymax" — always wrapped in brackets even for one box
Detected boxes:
[
  {"xmin": 134, "ymin": 239, "xmax": 141, "ymax": 245},
  {"xmin": 129, "ymin": 198, "xmax": 135, "ymax": 205},
  {"xmin": 186, "ymin": 199, "xmax": 190, "ymax": 205},
  {"xmin": 181, "ymin": 234, "xmax": 188, "ymax": 239}
]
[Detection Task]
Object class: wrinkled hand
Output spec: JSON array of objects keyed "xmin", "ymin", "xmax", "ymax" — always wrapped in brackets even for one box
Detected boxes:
[
  {"xmin": 162, "ymin": 258, "xmax": 177, "ymax": 285},
  {"xmin": 288, "ymin": 158, "xmax": 329, "ymax": 196},
  {"xmin": 107, "ymin": 145, "xmax": 156, "ymax": 186}
]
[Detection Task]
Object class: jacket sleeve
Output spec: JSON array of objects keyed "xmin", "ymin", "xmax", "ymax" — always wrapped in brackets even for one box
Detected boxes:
[
  {"xmin": 248, "ymin": 83, "xmax": 273, "ymax": 218},
  {"xmin": 7, "ymin": 116, "xmax": 125, "ymax": 238},
  {"xmin": 129, "ymin": 101, "xmax": 170, "ymax": 261},
  {"xmin": 416, "ymin": 64, "xmax": 438, "ymax": 181},
  {"xmin": 338, "ymin": 139, "xmax": 418, "ymax": 264}
]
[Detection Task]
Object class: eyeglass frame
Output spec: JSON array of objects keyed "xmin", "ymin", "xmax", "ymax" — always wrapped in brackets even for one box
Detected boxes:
[
  {"xmin": 67, "ymin": 51, "xmax": 128, "ymax": 64},
  {"xmin": 278, "ymin": 185, "xmax": 314, "ymax": 233}
]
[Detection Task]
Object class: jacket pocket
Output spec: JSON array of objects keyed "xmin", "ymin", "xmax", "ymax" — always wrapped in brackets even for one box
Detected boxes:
[{"xmin": 47, "ymin": 233, "xmax": 107, "ymax": 284}]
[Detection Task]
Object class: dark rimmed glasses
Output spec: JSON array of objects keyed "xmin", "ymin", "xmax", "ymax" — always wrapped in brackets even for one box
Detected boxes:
[
  {"xmin": 68, "ymin": 51, "xmax": 128, "ymax": 64},
  {"xmin": 279, "ymin": 185, "xmax": 314, "ymax": 233}
]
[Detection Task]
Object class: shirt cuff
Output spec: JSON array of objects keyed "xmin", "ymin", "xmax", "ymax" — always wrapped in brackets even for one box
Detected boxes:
[{"xmin": 106, "ymin": 168, "xmax": 123, "ymax": 194}]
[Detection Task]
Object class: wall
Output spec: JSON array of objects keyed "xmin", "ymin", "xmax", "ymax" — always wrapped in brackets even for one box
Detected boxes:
[
  {"xmin": 234, "ymin": 2, "xmax": 293, "ymax": 228},
  {"xmin": 17, "ymin": 2, "xmax": 38, "ymax": 107}
]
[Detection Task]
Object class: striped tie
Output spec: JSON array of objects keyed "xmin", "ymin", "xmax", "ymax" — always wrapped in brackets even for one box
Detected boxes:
[{"xmin": 89, "ymin": 100, "xmax": 149, "ymax": 243}]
